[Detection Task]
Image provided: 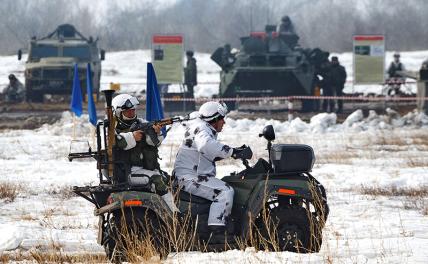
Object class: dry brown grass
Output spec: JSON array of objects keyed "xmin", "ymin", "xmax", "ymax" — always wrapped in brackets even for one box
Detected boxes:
[
  {"xmin": 403, "ymin": 200, "xmax": 428, "ymax": 216},
  {"xmin": 405, "ymin": 157, "xmax": 428, "ymax": 167},
  {"xmin": 0, "ymin": 252, "xmax": 107, "ymax": 263},
  {"xmin": 316, "ymin": 150, "xmax": 359, "ymax": 164},
  {"xmin": 370, "ymin": 132, "xmax": 428, "ymax": 149},
  {"xmin": 360, "ymin": 185, "xmax": 428, "ymax": 215},
  {"xmin": 47, "ymin": 186, "xmax": 77, "ymax": 200},
  {"xmin": 360, "ymin": 185, "xmax": 428, "ymax": 197},
  {"xmin": 0, "ymin": 181, "xmax": 21, "ymax": 202},
  {"xmin": 20, "ymin": 214, "xmax": 37, "ymax": 221},
  {"xmin": 102, "ymin": 181, "xmax": 206, "ymax": 262},
  {"xmin": 107, "ymin": 181, "xmax": 326, "ymax": 262}
]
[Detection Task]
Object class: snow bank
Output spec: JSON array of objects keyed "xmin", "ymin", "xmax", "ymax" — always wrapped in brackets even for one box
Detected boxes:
[
  {"xmin": 1, "ymin": 109, "xmax": 427, "ymax": 261},
  {"xmin": 224, "ymin": 110, "xmax": 428, "ymax": 135},
  {"xmin": 0, "ymin": 225, "xmax": 23, "ymax": 253}
]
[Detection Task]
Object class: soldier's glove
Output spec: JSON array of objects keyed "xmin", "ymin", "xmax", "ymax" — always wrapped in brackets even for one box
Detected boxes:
[{"xmin": 232, "ymin": 145, "xmax": 253, "ymax": 160}]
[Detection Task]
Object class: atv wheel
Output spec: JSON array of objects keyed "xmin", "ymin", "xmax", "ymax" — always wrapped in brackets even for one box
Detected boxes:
[
  {"xmin": 256, "ymin": 206, "xmax": 322, "ymax": 253},
  {"xmin": 272, "ymin": 207, "xmax": 322, "ymax": 253},
  {"xmin": 102, "ymin": 219, "xmax": 121, "ymax": 263},
  {"xmin": 103, "ymin": 208, "xmax": 169, "ymax": 262}
]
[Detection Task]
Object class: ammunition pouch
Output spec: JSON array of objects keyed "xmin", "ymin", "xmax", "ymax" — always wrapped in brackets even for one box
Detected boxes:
[
  {"xmin": 112, "ymin": 146, "xmax": 131, "ymax": 184},
  {"xmin": 140, "ymin": 144, "xmax": 160, "ymax": 171}
]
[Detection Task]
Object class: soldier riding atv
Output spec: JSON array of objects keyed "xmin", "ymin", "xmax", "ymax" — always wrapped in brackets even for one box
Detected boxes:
[{"xmin": 69, "ymin": 88, "xmax": 329, "ymax": 262}]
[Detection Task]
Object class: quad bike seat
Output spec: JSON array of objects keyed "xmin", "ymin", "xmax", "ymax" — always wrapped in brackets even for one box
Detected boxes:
[
  {"xmin": 177, "ymin": 191, "xmax": 211, "ymax": 216},
  {"xmin": 178, "ymin": 191, "xmax": 211, "ymax": 204}
]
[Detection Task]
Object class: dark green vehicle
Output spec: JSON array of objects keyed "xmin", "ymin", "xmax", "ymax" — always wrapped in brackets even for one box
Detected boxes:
[
  {"xmin": 69, "ymin": 90, "xmax": 329, "ymax": 261},
  {"xmin": 211, "ymin": 25, "xmax": 329, "ymax": 110},
  {"xmin": 18, "ymin": 24, "xmax": 105, "ymax": 102}
]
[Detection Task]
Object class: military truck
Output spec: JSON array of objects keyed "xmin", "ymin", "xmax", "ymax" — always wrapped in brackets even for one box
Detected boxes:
[
  {"xmin": 18, "ymin": 24, "xmax": 105, "ymax": 102},
  {"xmin": 211, "ymin": 25, "xmax": 329, "ymax": 110}
]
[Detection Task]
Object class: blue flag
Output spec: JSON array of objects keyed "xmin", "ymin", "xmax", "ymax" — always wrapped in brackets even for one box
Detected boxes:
[
  {"xmin": 86, "ymin": 63, "xmax": 97, "ymax": 126},
  {"xmin": 146, "ymin": 63, "xmax": 166, "ymax": 136},
  {"xmin": 70, "ymin": 63, "xmax": 83, "ymax": 117}
]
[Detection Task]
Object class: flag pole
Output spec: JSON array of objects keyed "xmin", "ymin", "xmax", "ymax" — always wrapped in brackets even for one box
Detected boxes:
[
  {"xmin": 91, "ymin": 125, "xmax": 96, "ymax": 148},
  {"xmin": 70, "ymin": 63, "xmax": 83, "ymax": 139},
  {"xmin": 86, "ymin": 63, "xmax": 98, "ymax": 146},
  {"xmin": 72, "ymin": 112, "xmax": 76, "ymax": 139}
]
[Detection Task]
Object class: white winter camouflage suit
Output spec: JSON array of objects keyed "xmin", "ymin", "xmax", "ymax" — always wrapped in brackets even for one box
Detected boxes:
[{"xmin": 174, "ymin": 118, "xmax": 234, "ymax": 226}]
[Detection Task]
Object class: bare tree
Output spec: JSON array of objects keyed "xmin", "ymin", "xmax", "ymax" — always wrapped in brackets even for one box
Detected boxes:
[{"xmin": 0, "ymin": 0, "xmax": 428, "ymax": 55}]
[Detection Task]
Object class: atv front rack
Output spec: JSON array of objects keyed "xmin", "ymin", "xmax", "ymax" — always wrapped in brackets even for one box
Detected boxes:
[{"xmin": 73, "ymin": 184, "xmax": 152, "ymax": 209}]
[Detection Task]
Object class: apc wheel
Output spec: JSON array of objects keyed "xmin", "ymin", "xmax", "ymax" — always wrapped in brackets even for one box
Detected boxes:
[{"xmin": 25, "ymin": 87, "xmax": 43, "ymax": 102}]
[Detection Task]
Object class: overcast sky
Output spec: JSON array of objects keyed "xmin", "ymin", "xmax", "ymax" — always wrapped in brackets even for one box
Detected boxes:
[{"xmin": 78, "ymin": 0, "xmax": 178, "ymax": 24}]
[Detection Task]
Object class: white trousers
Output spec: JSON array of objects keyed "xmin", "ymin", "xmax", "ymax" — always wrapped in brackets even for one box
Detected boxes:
[{"xmin": 176, "ymin": 174, "xmax": 234, "ymax": 226}]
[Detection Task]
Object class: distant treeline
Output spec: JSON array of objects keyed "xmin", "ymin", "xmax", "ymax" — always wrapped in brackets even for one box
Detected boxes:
[{"xmin": 1, "ymin": 0, "xmax": 428, "ymax": 55}]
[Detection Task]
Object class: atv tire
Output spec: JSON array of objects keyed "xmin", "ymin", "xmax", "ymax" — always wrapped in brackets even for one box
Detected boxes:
[
  {"xmin": 102, "ymin": 219, "xmax": 121, "ymax": 263},
  {"xmin": 103, "ymin": 208, "xmax": 169, "ymax": 263},
  {"xmin": 272, "ymin": 206, "xmax": 322, "ymax": 253},
  {"xmin": 257, "ymin": 206, "xmax": 322, "ymax": 253}
]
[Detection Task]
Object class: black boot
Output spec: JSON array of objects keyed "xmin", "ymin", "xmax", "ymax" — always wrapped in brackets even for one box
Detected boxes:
[
  {"xmin": 209, "ymin": 225, "xmax": 226, "ymax": 235},
  {"xmin": 199, "ymin": 225, "xmax": 226, "ymax": 243}
]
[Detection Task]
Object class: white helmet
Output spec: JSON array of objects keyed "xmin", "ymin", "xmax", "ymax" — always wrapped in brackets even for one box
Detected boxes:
[
  {"xmin": 111, "ymin": 94, "xmax": 139, "ymax": 119},
  {"xmin": 199, "ymin": 101, "xmax": 228, "ymax": 122}
]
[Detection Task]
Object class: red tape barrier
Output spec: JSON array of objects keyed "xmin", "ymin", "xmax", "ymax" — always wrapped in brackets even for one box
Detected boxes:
[
  {"xmin": 101, "ymin": 80, "xmax": 419, "ymax": 86},
  {"xmin": 136, "ymin": 95, "xmax": 428, "ymax": 102}
]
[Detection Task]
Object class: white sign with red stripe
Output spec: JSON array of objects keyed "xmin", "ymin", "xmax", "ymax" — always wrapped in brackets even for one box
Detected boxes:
[
  {"xmin": 152, "ymin": 35, "xmax": 184, "ymax": 84},
  {"xmin": 353, "ymin": 35, "xmax": 385, "ymax": 85}
]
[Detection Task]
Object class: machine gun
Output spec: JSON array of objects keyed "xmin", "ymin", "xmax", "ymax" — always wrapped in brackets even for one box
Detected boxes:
[
  {"xmin": 130, "ymin": 116, "xmax": 193, "ymax": 146},
  {"xmin": 68, "ymin": 147, "xmax": 100, "ymax": 161}
]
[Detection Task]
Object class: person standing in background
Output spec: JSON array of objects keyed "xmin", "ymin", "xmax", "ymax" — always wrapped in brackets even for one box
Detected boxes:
[{"xmin": 184, "ymin": 50, "xmax": 197, "ymax": 97}]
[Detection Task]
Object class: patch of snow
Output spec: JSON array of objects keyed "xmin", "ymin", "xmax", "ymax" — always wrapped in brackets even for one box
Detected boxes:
[{"xmin": 0, "ymin": 225, "xmax": 23, "ymax": 252}]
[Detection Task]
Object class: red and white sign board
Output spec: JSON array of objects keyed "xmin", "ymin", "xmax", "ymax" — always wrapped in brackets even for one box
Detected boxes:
[{"xmin": 152, "ymin": 35, "xmax": 184, "ymax": 84}]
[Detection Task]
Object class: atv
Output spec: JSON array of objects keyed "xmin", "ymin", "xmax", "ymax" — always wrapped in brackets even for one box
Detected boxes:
[{"xmin": 69, "ymin": 89, "xmax": 329, "ymax": 262}]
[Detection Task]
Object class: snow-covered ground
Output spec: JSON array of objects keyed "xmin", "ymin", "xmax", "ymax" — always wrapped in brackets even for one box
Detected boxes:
[
  {"xmin": 1, "ymin": 48, "xmax": 428, "ymax": 262},
  {"xmin": 0, "ymin": 109, "xmax": 428, "ymax": 263},
  {"xmin": 1, "ymin": 49, "xmax": 428, "ymax": 97}
]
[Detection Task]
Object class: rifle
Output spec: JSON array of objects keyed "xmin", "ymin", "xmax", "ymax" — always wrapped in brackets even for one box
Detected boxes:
[
  {"xmin": 130, "ymin": 116, "xmax": 193, "ymax": 146},
  {"xmin": 68, "ymin": 146, "xmax": 102, "ymax": 161}
]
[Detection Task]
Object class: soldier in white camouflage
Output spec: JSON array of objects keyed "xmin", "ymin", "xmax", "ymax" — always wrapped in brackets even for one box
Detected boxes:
[{"xmin": 174, "ymin": 101, "xmax": 251, "ymax": 233}]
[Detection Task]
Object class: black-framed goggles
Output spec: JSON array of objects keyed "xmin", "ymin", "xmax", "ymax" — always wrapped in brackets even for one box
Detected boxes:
[{"xmin": 121, "ymin": 97, "xmax": 139, "ymax": 110}]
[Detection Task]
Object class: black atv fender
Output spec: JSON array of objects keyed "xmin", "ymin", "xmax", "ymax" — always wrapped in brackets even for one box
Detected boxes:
[
  {"xmin": 95, "ymin": 191, "xmax": 173, "ymax": 219},
  {"xmin": 94, "ymin": 191, "xmax": 174, "ymax": 245},
  {"xmin": 240, "ymin": 174, "xmax": 325, "ymax": 240}
]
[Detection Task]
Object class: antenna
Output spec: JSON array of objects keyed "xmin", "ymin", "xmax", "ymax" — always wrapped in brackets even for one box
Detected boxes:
[
  {"xmin": 266, "ymin": 1, "xmax": 271, "ymax": 25},
  {"xmin": 250, "ymin": 3, "xmax": 253, "ymax": 32}
]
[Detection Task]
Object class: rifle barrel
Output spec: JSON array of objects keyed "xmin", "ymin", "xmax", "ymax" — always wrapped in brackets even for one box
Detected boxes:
[{"xmin": 154, "ymin": 117, "xmax": 186, "ymax": 127}]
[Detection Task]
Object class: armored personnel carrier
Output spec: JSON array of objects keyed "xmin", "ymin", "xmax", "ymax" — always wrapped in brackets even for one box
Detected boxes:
[
  {"xmin": 211, "ymin": 25, "xmax": 329, "ymax": 110},
  {"xmin": 18, "ymin": 24, "xmax": 105, "ymax": 102}
]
